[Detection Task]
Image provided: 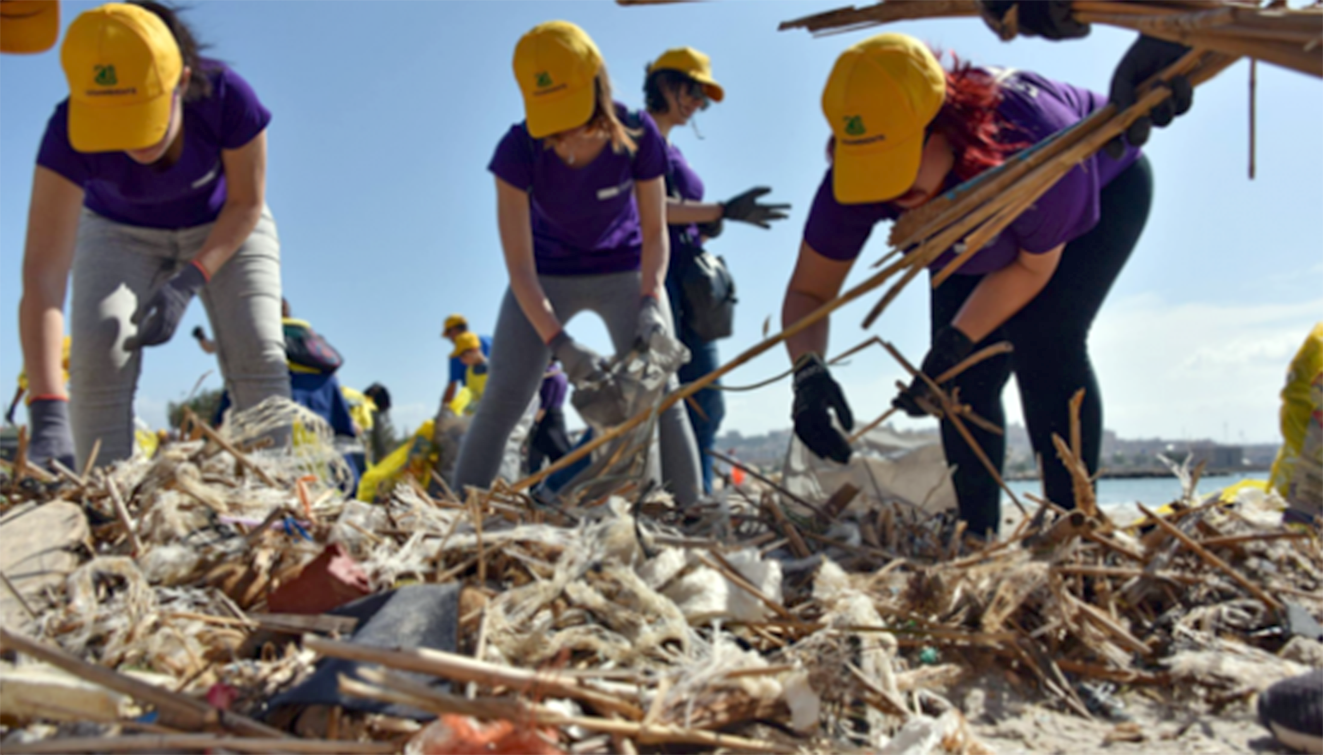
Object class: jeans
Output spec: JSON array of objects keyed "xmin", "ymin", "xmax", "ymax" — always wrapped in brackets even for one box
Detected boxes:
[
  {"xmin": 932, "ymin": 155, "xmax": 1153, "ymax": 536},
  {"xmin": 453, "ymin": 271, "xmax": 701, "ymax": 506},
  {"xmin": 69, "ymin": 207, "xmax": 288, "ymax": 466},
  {"xmin": 676, "ymin": 333, "xmax": 725, "ymax": 493}
]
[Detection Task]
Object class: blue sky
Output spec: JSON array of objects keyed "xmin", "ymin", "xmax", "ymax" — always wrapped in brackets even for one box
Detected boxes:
[{"xmin": 2, "ymin": 1, "xmax": 1320, "ymax": 445}]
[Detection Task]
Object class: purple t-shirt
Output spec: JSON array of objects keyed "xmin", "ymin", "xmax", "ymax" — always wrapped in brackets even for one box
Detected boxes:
[
  {"xmin": 488, "ymin": 102, "xmax": 668, "ymax": 276},
  {"xmin": 538, "ymin": 365, "xmax": 569, "ymax": 412},
  {"xmin": 665, "ymin": 140, "xmax": 704, "ymax": 250},
  {"xmin": 37, "ymin": 61, "xmax": 271, "ymax": 230},
  {"xmin": 804, "ymin": 68, "xmax": 1142, "ymax": 275}
]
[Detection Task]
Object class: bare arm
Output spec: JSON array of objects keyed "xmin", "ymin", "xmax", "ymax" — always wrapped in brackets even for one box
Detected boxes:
[
  {"xmin": 496, "ymin": 176, "xmax": 561, "ymax": 342},
  {"xmin": 192, "ymin": 131, "xmax": 267, "ymax": 277},
  {"xmin": 636, "ymin": 176, "xmax": 669, "ymax": 300},
  {"xmin": 442, "ymin": 382, "xmax": 458, "ymax": 406},
  {"xmin": 782, "ymin": 241, "xmax": 855, "ymax": 364},
  {"xmin": 666, "ymin": 198, "xmax": 722, "ymax": 225},
  {"xmin": 19, "ymin": 167, "xmax": 84, "ymax": 398},
  {"xmin": 952, "ymin": 245, "xmax": 1063, "ymax": 342}
]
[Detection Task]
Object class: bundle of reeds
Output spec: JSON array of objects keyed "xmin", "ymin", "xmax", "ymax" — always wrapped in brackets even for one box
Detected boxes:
[{"xmin": 780, "ymin": 0, "xmax": 1323, "ymax": 79}]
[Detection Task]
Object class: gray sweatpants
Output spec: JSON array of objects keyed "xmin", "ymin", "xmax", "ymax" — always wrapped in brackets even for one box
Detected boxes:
[
  {"xmin": 69, "ymin": 207, "xmax": 289, "ymax": 467},
  {"xmin": 452, "ymin": 271, "xmax": 702, "ymax": 506}
]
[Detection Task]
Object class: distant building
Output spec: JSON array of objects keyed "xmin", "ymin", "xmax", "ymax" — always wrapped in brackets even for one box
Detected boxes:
[{"xmin": 1186, "ymin": 443, "xmax": 1244, "ymax": 469}]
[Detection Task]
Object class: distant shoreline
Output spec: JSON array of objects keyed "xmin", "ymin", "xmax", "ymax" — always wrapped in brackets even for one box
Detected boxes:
[{"xmin": 1005, "ymin": 465, "xmax": 1271, "ymax": 482}]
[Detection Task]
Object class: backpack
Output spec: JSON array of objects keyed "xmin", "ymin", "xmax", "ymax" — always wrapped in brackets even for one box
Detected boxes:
[
  {"xmin": 284, "ymin": 319, "xmax": 343, "ymax": 374},
  {"xmin": 665, "ymin": 165, "xmax": 737, "ymax": 342}
]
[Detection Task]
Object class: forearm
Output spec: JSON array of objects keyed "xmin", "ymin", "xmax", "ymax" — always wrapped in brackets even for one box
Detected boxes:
[
  {"xmin": 442, "ymin": 382, "xmax": 457, "ymax": 405},
  {"xmin": 192, "ymin": 200, "xmax": 262, "ymax": 277},
  {"xmin": 952, "ymin": 247, "xmax": 1061, "ymax": 342},
  {"xmin": 509, "ymin": 270, "xmax": 563, "ymax": 342},
  {"xmin": 639, "ymin": 229, "xmax": 669, "ymax": 300},
  {"xmin": 783, "ymin": 290, "xmax": 831, "ymax": 364},
  {"xmin": 666, "ymin": 199, "xmax": 722, "ymax": 225},
  {"xmin": 18, "ymin": 293, "xmax": 67, "ymax": 397}
]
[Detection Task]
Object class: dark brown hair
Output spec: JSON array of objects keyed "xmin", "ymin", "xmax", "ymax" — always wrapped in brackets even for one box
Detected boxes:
[{"xmin": 132, "ymin": 1, "xmax": 214, "ymax": 101}]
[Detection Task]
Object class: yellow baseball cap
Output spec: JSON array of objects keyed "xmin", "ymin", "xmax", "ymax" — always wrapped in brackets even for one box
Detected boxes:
[
  {"xmin": 648, "ymin": 46, "xmax": 724, "ymax": 103},
  {"xmin": 513, "ymin": 21, "xmax": 602, "ymax": 139},
  {"xmin": 822, "ymin": 33, "xmax": 945, "ymax": 205},
  {"xmin": 443, "ymin": 314, "xmax": 467, "ymax": 334},
  {"xmin": 451, "ymin": 331, "xmax": 481, "ymax": 359},
  {"xmin": 60, "ymin": 3, "xmax": 182, "ymax": 153},
  {"xmin": 1, "ymin": 0, "xmax": 60, "ymax": 54}
]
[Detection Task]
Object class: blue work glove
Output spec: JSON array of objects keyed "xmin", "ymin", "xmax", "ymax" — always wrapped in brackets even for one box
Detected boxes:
[
  {"xmin": 792, "ymin": 353, "xmax": 854, "ymax": 464},
  {"xmin": 27, "ymin": 397, "xmax": 76, "ymax": 471},
  {"xmin": 549, "ymin": 331, "xmax": 607, "ymax": 388},
  {"xmin": 635, "ymin": 295, "xmax": 668, "ymax": 352},
  {"xmin": 125, "ymin": 262, "xmax": 208, "ymax": 350},
  {"xmin": 893, "ymin": 326, "xmax": 974, "ymax": 418},
  {"xmin": 1104, "ymin": 35, "xmax": 1194, "ymax": 159}
]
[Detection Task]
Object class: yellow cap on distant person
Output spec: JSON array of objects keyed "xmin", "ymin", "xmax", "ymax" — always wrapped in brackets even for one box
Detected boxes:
[
  {"xmin": 648, "ymin": 46, "xmax": 724, "ymax": 103},
  {"xmin": 61, "ymin": 3, "xmax": 182, "ymax": 153},
  {"xmin": 451, "ymin": 332, "xmax": 481, "ymax": 359},
  {"xmin": 513, "ymin": 20, "xmax": 602, "ymax": 139},
  {"xmin": 822, "ymin": 33, "xmax": 945, "ymax": 205},
  {"xmin": 443, "ymin": 314, "xmax": 467, "ymax": 334},
  {"xmin": 1, "ymin": 0, "xmax": 60, "ymax": 54}
]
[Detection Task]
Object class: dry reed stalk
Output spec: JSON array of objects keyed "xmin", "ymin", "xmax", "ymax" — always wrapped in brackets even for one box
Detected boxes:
[
  {"xmin": 698, "ymin": 551, "xmax": 796, "ymax": 621},
  {"xmin": 183, "ymin": 408, "xmax": 278, "ymax": 487},
  {"xmin": 303, "ymin": 634, "xmax": 642, "ymax": 719},
  {"xmin": 0, "ymin": 569, "xmax": 39, "ymax": 621},
  {"xmin": 1, "ymin": 736, "xmax": 397, "ymax": 754},
  {"xmin": 1198, "ymin": 531, "xmax": 1313, "ymax": 548},
  {"xmin": 705, "ymin": 448, "xmax": 830, "ymax": 520},
  {"xmin": 339, "ymin": 669, "xmax": 795, "ymax": 754},
  {"xmin": 1056, "ymin": 659, "xmax": 1172, "ymax": 686},
  {"xmin": 762, "ymin": 493, "xmax": 813, "ymax": 559},
  {"xmin": 81, "ymin": 438, "xmax": 101, "ymax": 479},
  {"xmin": 1051, "ymin": 565, "xmax": 1200, "ymax": 585},
  {"xmin": 1065, "ymin": 594, "xmax": 1153, "ymax": 656},
  {"xmin": 0, "ymin": 628, "xmax": 288, "ymax": 738},
  {"xmin": 107, "ymin": 478, "xmax": 143, "ymax": 556},
  {"xmin": 1135, "ymin": 503, "xmax": 1285, "ymax": 611}
]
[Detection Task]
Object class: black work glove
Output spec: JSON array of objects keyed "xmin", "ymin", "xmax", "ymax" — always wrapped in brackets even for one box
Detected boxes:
[
  {"xmin": 893, "ymin": 327, "xmax": 974, "ymax": 418},
  {"xmin": 980, "ymin": 1, "xmax": 1089, "ymax": 41},
  {"xmin": 27, "ymin": 397, "xmax": 76, "ymax": 471},
  {"xmin": 696, "ymin": 217, "xmax": 723, "ymax": 241},
  {"xmin": 1104, "ymin": 35, "xmax": 1193, "ymax": 159},
  {"xmin": 125, "ymin": 262, "xmax": 208, "ymax": 350},
  {"xmin": 191, "ymin": 325, "xmax": 207, "ymax": 341},
  {"xmin": 549, "ymin": 331, "xmax": 607, "ymax": 388},
  {"xmin": 792, "ymin": 353, "xmax": 854, "ymax": 464},
  {"xmin": 721, "ymin": 187, "xmax": 790, "ymax": 230}
]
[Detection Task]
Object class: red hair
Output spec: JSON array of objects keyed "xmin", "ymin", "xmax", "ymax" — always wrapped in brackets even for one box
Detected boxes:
[{"xmin": 929, "ymin": 55, "xmax": 1026, "ymax": 181}]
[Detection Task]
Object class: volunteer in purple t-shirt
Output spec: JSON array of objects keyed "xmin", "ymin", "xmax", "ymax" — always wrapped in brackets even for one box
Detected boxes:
[
  {"xmin": 644, "ymin": 47, "xmax": 790, "ymax": 495},
  {"xmin": 17, "ymin": 2, "xmax": 288, "ymax": 469},
  {"xmin": 527, "ymin": 361, "xmax": 571, "ymax": 474},
  {"xmin": 785, "ymin": 34, "xmax": 1153, "ymax": 537},
  {"xmin": 451, "ymin": 21, "xmax": 700, "ymax": 506}
]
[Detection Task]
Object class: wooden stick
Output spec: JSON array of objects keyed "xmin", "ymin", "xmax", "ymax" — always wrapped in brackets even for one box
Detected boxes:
[
  {"xmin": 184, "ymin": 408, "xmax": 278, "ymax": 487},
  {"xmin": 302, "ymin": 633, "xmax": 642, "ymax": 719},
  {"xmin": 761, "ymin": 492, "xmax": 813, "ymax": 559},
  {"xmin": 0, "ymin": 628, "xmax": 288, "ymax": 738},
  {"xmin": 1, "ymin": 736, "xmax": 396, "ymax": 754},
  {"xmin": 1136, "ymin": 503, "xmax": 1284, "ymax": 611},
  {"xmin": 1249, "ymin": 57, "xmax": 1257, "ymax": 179},
  {"xmin": 81, "ymin": 438, "xmax": 101, "ymax": 479}
]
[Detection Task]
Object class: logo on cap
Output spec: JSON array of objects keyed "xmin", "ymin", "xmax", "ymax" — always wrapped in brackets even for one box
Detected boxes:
[
  {"xmin": 843, "ymin": 115, "xmax": 866, "ymax": 136},
  {"xmin": 94, "ymin": 64, "xmax": 118, "ymax": 86},
  {"xmin": 536, "ymin": 71, "xmax": 553, "ymax": 88}
]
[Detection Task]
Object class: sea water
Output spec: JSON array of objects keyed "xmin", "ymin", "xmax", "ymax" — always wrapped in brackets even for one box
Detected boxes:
[{"xmin": 1003, "ymin": 471, "xmax": 1266, "ymax": 524}]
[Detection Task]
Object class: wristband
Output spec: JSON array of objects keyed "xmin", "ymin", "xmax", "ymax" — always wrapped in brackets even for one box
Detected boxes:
[{"xmin": 190, "ymin": 259, "xmax": 212, "ymax": 283}]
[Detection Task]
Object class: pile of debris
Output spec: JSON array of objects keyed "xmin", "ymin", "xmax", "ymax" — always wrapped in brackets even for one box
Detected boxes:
[{"xmin": 1, "ymin": 399, "xmax": 1319, "ymax": 754}]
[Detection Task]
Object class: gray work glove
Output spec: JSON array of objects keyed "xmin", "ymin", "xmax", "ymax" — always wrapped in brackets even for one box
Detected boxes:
[
  {"xmin": 635, "ymin": 296, "xmax": 668, "ymax": 352},
  {"xmin": 721, "ymin": 187, "xmax": 790, "ymax": 229},
  {"xmin": 28, "ymin": 398, "xmax": 76, "ymax": 471},
  {"xmin": 125, "ymin": 262, "xmax": 207, "ymax": 350},
  {"xmin": 549, "ymin": 331, "xmax": 607, "ymax": 388}
]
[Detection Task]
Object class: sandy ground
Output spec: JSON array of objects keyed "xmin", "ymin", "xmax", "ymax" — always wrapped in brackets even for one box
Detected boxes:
[{"xmin": 951, "ymin": 671, "xmax": 1298, "ymax": 755}]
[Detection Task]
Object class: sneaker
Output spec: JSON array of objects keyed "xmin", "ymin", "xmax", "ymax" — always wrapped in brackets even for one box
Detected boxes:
[{"xmin": 1257, "ymin": 669, "xmax": 1323, "ymax": 754}]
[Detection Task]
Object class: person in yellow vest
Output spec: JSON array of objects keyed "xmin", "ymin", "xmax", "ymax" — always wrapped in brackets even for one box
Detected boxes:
[
  {"xmin": 453, "ymin": 332, "xmax": 489, "ymax": 415},
  {"xmin": 1, "ymin": 0, "xmax": 60, "ymax": 54}
]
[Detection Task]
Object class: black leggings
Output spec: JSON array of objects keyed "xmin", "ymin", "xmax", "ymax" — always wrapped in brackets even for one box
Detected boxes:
[{"xmin": 931, "ymin": 155, "xmax": 1153, "ymax": 536}]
